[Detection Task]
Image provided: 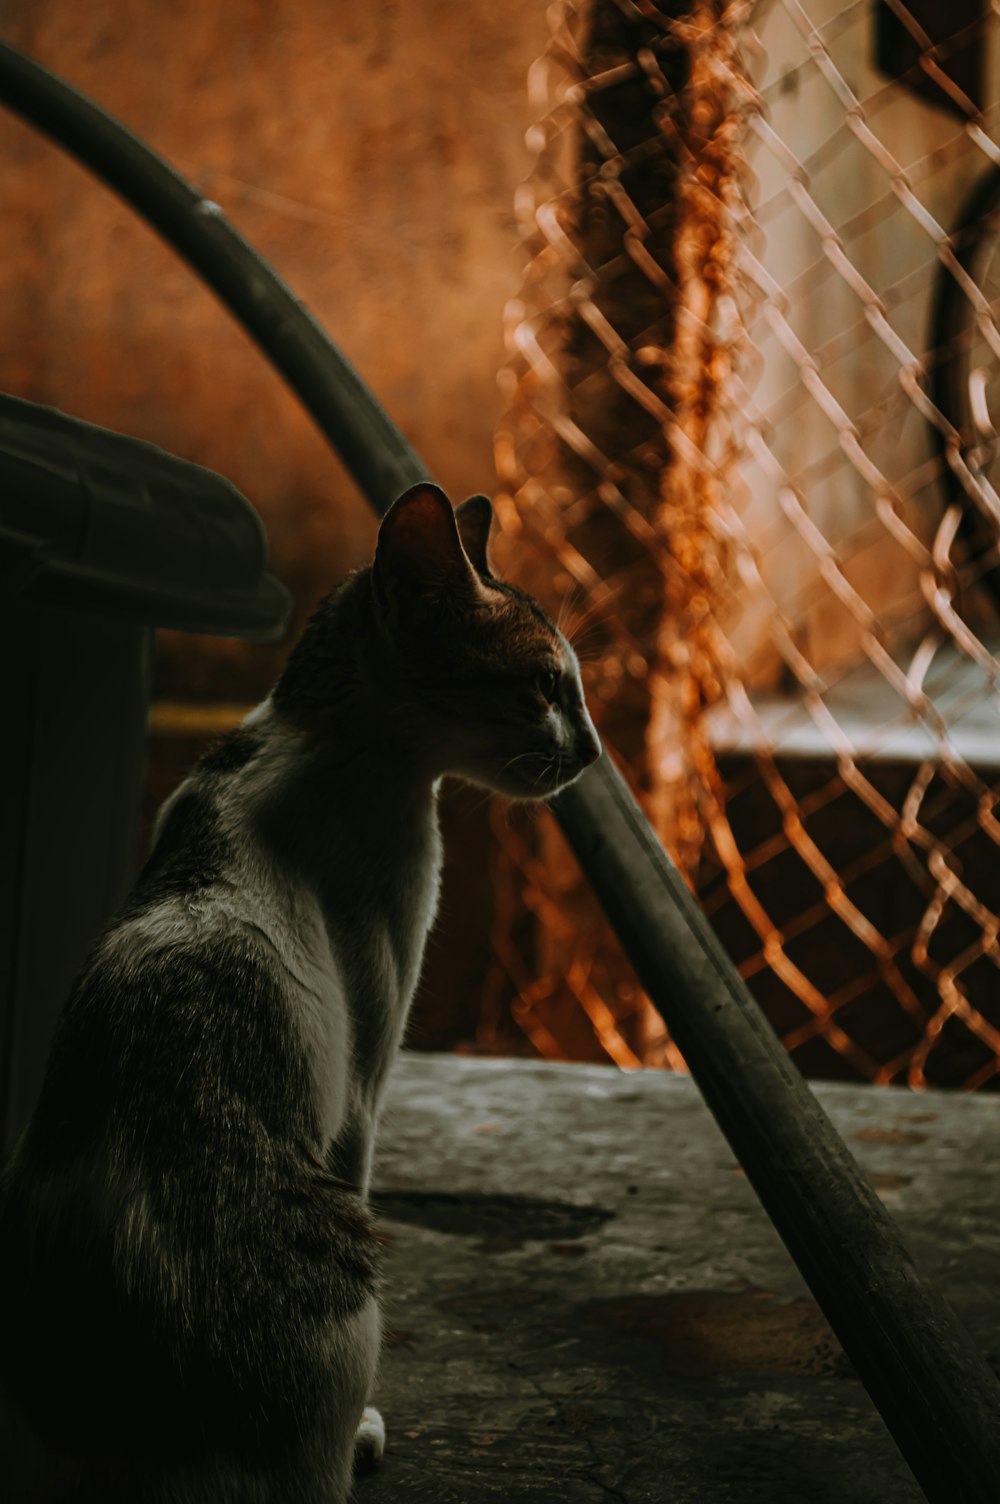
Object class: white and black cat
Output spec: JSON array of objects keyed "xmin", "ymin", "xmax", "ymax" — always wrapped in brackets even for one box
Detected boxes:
[{"xmin": 0, "ymin": 482, "xmax": 600, "ymax": 1503}]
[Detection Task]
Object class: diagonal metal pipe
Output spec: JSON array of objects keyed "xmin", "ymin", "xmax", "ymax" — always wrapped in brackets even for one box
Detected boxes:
[{"xmin": 1, "ymin": 39, "xmax": 998, "ymax": 1502}]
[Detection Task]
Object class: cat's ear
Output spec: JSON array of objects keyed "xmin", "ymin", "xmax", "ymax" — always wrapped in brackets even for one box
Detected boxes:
[
  {"xmin": 373, "ymin": 482, "xmax": 484, "ymax": 618},
  {"xmin": 455, "ymin": 494, "xmax": 494, "ymax": 578}
]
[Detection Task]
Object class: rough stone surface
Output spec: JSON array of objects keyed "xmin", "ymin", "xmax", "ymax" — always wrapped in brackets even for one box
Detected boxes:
[{"xmin": 360, "ymin": 1053, "xmax": 1000, "ymax": 1502}]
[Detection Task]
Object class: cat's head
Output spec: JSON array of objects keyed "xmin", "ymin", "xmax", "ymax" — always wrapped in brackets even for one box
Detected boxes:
[{"xmin": 368, "ymin": 483, "xmax": 601, "ymax": 799}]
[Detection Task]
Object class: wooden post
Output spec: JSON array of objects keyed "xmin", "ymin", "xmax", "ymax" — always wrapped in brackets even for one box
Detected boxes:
[{"xmin": 2, "ymin": 40, "xmax": 999, "ymax": 1500}]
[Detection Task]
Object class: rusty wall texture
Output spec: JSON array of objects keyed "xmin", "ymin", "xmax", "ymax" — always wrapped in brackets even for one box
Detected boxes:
[
  {"xmin": 0, "ymin": 0, "xmax": 542, "ymax": 690},
  {"xmin": 1, "ymin": 1, "xmax": 547, "ymax": 1053}
]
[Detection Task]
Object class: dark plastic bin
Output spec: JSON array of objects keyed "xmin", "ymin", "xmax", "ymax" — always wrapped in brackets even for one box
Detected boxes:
[{"xmin": 0, "ymin": 394, "xmax": 291, "ymax": 1147}]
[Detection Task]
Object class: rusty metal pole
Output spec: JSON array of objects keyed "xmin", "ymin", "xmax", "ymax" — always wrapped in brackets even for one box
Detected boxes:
[{"xmin": 2, "ymin": 38, "xmax": 999, "ymax": 1502}]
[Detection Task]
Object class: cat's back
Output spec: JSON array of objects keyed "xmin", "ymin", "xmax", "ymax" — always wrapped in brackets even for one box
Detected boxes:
[
  {"xmin": 0, "ymin": 732, "xmax": 380, "ymax": 1479},
  {"xmin": 25, "ymin": 743, "xmax": 313, "ymax": 1142}
]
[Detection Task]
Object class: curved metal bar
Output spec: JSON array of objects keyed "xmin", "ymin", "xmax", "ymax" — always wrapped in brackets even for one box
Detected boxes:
[
  {"xmin": 0, "ymin": 43, "xmax": 429, "ymax": 517},
  {"xmin": 2, "ymin": 39, "xmax": 999, "ymax": 1502}
]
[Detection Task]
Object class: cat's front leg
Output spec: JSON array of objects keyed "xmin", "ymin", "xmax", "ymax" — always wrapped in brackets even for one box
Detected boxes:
[{"xmin": 353, "ymin": 1405, "xmax": 385, "ymax": 1473}]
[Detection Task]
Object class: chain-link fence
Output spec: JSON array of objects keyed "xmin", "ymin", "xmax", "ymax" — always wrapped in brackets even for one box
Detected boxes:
[{"xmin": 488, "ymin": 0, "xmax": 1000, "ymax": 1089}]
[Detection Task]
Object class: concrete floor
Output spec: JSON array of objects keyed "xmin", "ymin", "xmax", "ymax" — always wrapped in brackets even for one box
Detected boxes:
[{"xmin": 360, "ymin": 1053, "xmax": 1000, "ymax": 1503}]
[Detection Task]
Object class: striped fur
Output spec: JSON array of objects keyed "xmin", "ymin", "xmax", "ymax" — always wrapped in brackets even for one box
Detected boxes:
[{"xmin": 0, "ymin": 485, "xmax": 600, "ymax": 1501}]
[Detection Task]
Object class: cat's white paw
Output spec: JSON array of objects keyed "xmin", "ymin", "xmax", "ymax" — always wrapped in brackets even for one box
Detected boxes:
[{"xmin": 353, "ymin": 1406, "xmax": 385, "ymax": 1473}]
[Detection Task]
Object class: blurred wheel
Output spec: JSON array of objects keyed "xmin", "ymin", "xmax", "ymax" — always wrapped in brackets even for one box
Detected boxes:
[{"xmin": 930, "ymin": 163, "xmax": 1000, "ymax": 609}]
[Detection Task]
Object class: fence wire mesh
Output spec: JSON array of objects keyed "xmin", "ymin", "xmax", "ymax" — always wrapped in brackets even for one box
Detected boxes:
[{"xmin": 487, "ymin": 0, "xmax": 1000, "ymax": 1089}]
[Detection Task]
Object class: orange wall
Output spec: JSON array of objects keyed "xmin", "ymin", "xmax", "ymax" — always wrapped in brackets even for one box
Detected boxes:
[
  {"xmin": 0, "ymin": 0, "xmax": 543, "ymax": 692},
  {"xmin": 1, "ymin": 2, "xmax": 547, "ymax": 1054}
]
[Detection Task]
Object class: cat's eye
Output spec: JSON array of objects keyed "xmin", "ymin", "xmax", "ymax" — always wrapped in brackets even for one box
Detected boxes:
[{"xmin": 538, "ymin": 669, "xmax": 560, "ymax": 705}]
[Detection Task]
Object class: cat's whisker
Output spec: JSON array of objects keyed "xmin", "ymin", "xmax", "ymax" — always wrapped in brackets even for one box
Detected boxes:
[
  {"xmin": 564, "ymin": 588, "xmax": 622, "ymax": 650},
  {"xmin": 530, "ymin": 759, "xmax": 556, "ymax": 795},
  {"xmin": 555, "ymin": 583, "xmax": 586, "ymax": 637},
  {"xmin": 567, "ymin": 622, "xmax": 613, "ymax": 661},
  {"xmin": 495, "ymin": 751, "xmax": 545, "ymax": 783},
  {"xmin": 466, "ymin": 786, "xmax": 501, "ymax": 817}
]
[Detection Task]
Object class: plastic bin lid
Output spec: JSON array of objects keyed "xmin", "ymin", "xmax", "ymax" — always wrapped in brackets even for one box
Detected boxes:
[{"xmin": 0, "ymin": 392, "xmax": 292, "ymax": 640}]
